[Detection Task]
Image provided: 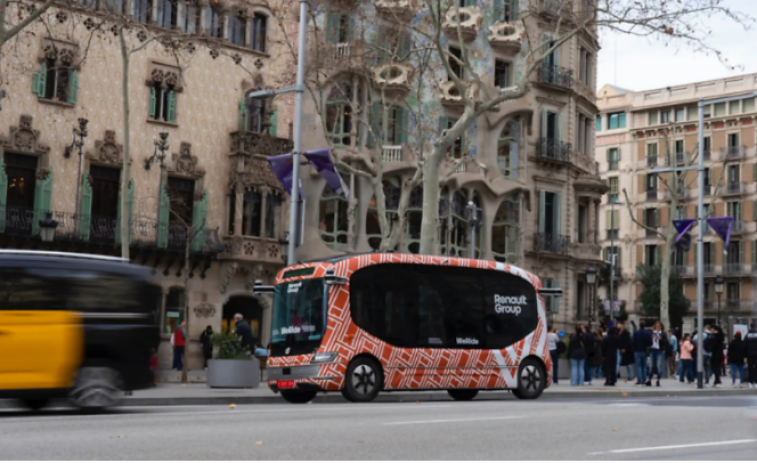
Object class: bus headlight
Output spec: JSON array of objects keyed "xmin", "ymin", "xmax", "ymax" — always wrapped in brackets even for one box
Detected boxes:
[{"xmin": 310, "ymin": 352, "xmax": 338, "ymax": 364}]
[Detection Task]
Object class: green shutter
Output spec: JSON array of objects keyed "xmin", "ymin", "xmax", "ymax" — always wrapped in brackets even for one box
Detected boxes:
[
  {"xmin": 376, "ymin": 26, "xmax": 388, "ymax": 63},
  {"xmin": 554, "ymin": 193, "xmax": 562, "ymax": 235},
  {"xmin": 655, "ymin": 246, "xmax": 661, "ymax": 266},
  {"xmin": 619, "ymin": 113, "xmax": 626, "ymax": 128},
  {"xmin": 538, "ymin": 190, "xmax": 546, "ymax": 234},
  {"xmin": 556, "ymin": 113, "xmax": 562, "ymax": 143},
  {"xmin": 510, "ymin": 0, "xmax": 520, "ymax": 19},
  {"xmin": 596, "ymin": 115, "xmax": 601, "ymax": 132},
  {"xmin": 67, "ymin": 70, "xmax": 78, "ymax": 105},
  {"xmin": 752, "ymin": 240, "xmax": 757, "ymax": 264},
  {"xmin": 325, "ymin": 12, "xmax": 340, "ymax": 43},
  {"xmin": 752, "ymin": 164, "xmax": 757, "ymax": 182},
  {"xmin": 32, "ymin": 72, "xmax": 41, "ymax": 97},
  {"xmin": 0, "ymin": 159, "xmax": 7, "ymax": 233},
  {"xmin": 166, "ymin": 90, "xmax": 176, "ymax": 123},
  {"xmin": 367, "ymin": 102, "xmax": 381, "ymax": 147},
  {"xmin": 398, "ymin": 32, "xmax": 411, "ymax": 60},
  {"xmin": 346, "ymin": 16, "xmax": 356, "ymax": 41},
  {"xmin": 603, "ymin": 247, "xmax": 608, "ymax": 261},
  {"xmin": 37, "ymin": 62, "xmax": 47, "ymax": 97},
  {"xmin": 115, "ymin": 179, "xmax": 134, "ymax": 244},
  {"xmin": 709, "ymin": 242, "xmax": 716, "ymax": 264},
  {"xmin": 753, "ymin": 200, "xmax": 757, "ymax": 222},
  {"xmin": 239, "ymin": 99, "xmax": 248, "ymax": 131},
  {"xmin": 617, "ymin": 248, "xmax": 622, "ymax": 268},
  {"xmin": 149, "ymin": 87, "xmax": 157, "ymax": 119},
  {"xmin": 396, "ymin": 107, "xmax": 408, "ymax": 144},
  {"xmin": 493, "ymin": 0, "xmax": 504, "ymax": 19},
  {"xmin": 191, "ymin": 189, "xmax": 209, "ymax": 252},
  {"xmin": 80, "ymin": 174, "xmax": 92, "ymax": 241},
  {"xmin": 157, "ymin": 183, "xmax": 170, "ymax": 248},
  {"xmin": 268, "ymin": 107, "xmax": 278, "ymax": 136},
  {"xmin": 32, "ymin": 167, "xmax": 53, "ymax": 236}
]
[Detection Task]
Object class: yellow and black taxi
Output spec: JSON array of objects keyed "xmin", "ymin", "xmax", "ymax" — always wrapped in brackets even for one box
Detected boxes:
[{"xmin": 0, "ymin": 250, "xmax": 161, "ymax": 410}]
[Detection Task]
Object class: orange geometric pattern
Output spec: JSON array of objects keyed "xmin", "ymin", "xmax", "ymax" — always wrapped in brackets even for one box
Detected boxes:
[{"xmin": 268, "ymin": 254, "xmax": 552, "ymax": 391}]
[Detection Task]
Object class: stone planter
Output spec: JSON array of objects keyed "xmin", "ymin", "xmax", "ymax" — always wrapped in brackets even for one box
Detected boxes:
[{"xmin": 207, "ymin": 359, "xmax": 259, "ymax": 389}]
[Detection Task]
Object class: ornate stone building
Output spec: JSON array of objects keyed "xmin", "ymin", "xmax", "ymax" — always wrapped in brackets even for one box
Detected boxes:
[{"xmin": 0, "ymin": 0, "xmax": 294, "ymax": 367}]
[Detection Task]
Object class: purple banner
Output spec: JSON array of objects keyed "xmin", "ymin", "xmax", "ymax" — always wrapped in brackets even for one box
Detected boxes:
[
  {"xmin": 304, "ymin": 148, "xmax": 350, "ymax": 200},
  {"xmin": 266, "ymin": 153, "xmax": 304, "ymax": 198},
  {"xmin": 672, "ymin": 219, "xmax": 696, "ymax": 244},
  {"xmin": 706, "ymin": 216, "xmax": 733, "ymax": 248}
]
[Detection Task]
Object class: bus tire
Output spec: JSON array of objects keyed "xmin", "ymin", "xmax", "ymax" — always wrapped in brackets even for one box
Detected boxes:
[
  {"xmin": 280, "ymin": 390, "xmax": 317, "ymax": 404},
  {"xmin": 70, "ymin": 364, "xmax": 124, "ymax": 411},
  {"xmin": 342, "ymin": 357, "xmax": 382, "ymax": 403},
  {"xmin": 512, "ymin": 358, "xmax": 546, "ymax": 400},
  {"xmin": 447, "ymin": 389, "xmax": 478, "ymax": 401},
  {"xmin": 19, "ymin": 399, "xmax": 49, "ymax": 411}
]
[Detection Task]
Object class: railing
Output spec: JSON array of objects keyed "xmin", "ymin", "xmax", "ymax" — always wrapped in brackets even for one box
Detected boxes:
[
  {"xmin": 381, "ymin": 146, "xmax": 402, "ymax": 162},
  {"xmin": 672, "ymin": 265, "xmax": 689, "ymax": 276},
  {"xmin": 534, "ymin": 233, "xmax": 571, "ymax": 255},
  {"xmin": 132, "ymin": 219, "xmax": 159, "ymax": 246},
  {"xmin": 723, "ymin": 262, "xmax": 745, "ymax": 275},
  {"xmin": 537, "ymin": 138, "xmax": 572, "ymax": 162},
  {"xmin": 606, "ymin": 229, "xmax": 619, "ymax": 240},
  {"xmin": 673, "ymin": 151, "xmax": 688, "ymax": 164},
  {"xmin": 168, "ymin": 224, "xmax": 188, "ymax": 251},
  {"xmin": 721, "ymin": 145, "xmax": 746, "ymax": 159},
  {"xmin": 537, "ymin": 62, "xmax": 573, "ymax": 89},
  {"xmin": 645, "ymin": 227, "xmax": 658, "ymax": 237},
  {"xmin": 88, "ymin": 215, "xmax": 117, "ymax": 244},
  {"xmin": 663, "ymin": 188, "xmax": 686, "ymax": 200},
  {"xmin": 2, "ymin": 205, "xmax": 35, "ymax": 236},
  {"xmin": 646, "ymin": 156, "xmax": 657, "ymax": 167},
  {"xmin": 722, "ymin": 181, "xmax": 745, "ymax": 195},
  {"xmin": 454, "ymin": 162, "xmax": 466, "ymax": 173},
  {"xmin": 704, "ymin": 264, "xmax": 715, "ymax": 275},
  {"xmin": 536, "ymin": 0, "xmax": 574, "ymax": 18},
  {"xmin": 646, "ymin": 190, "xmax": 658, "ymax": 200},
  {"xmin": 725, "ymin": 299, "xmax": 754, "ymax": 313},
  {"xmin": 608, "ymin": 160, "xmax": 619, "ymax": 170},
  {"xmin": 333, "ymin": 43, "xmax": 351, "ymax": 60},
  {"xmin": 703, "ymin": 150, "xmax": 711, "ymax": 161}
]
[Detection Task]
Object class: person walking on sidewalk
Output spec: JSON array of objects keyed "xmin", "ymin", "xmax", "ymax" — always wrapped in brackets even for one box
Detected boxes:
[
  {"xmin": 547, "ymin": 327, "xmax": 560, "ymax": 385},
  {"xmin": 709, "ymin": 326, "xmax": 725, "ymax": 387},
  {"xmin": 746, "ymin": 322, "xmax": 757, "ymax": 389},
  {"xmin": 668, "ymin": 329, "xmax": 679, "ymax": 378},
  {"xmin": 603, "ymin": 327, "xmax": 619, "ymax": 386},
  {"xmin": 583, "ymin": 325, "xmax": 596, "ymax": 385},
  {"xmin": 728, "ymin": 331, "xmax": 747, "ymax": 387},
  {"xmin": 679, "ymin": 334, "xmax": 695, "ymax": 384},
  {"xmin": 694, "ymin": 325, "xmax": 713, "ymax": 384},
  {"xmin": 632, "ymin": 320, "xmax": 652, "ymax": 385},
  {"xmin": 172, "ymin": 321, "xmax": 186, "ymax": 371},
  {"xmin": 569, "ymin": 325, "xmax": 587, "ymax": 386},
  {"xmin": 200, "ymin": 325, "xmax": 213, "ymax": 369},
  {"xmin": 592, "ymin": 329, "xmax": 604, "ymax": 381},
  {"xmin": 648, "ymin": 321, "xmax": 669, "ymax": 387},
  {"xmin": 618, "ymin": 323, "xmax": 635, "ymax": 381}
]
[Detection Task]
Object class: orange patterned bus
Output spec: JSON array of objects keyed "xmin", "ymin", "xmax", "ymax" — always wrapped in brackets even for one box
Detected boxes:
[{"xmin": 265, "ymin": 253, "xmax": 561, "ymax": 403}]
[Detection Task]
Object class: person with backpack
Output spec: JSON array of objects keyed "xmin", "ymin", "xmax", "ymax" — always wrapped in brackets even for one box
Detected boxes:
[
  {"xmin": 745, "ymin": 322, "xmax": 757, "ymax": 389},
  {"xmin": 602, "ymin": 327, "xmax": 619, "ymax": 386},
  {"xmin": 709, "ymin": 326, "xmax": 725, "ymax": 387},
  {"xmin": 569, "ymin": 325, "xmax": 587, "ymax": 386},
  {"xmin": 632, "ymin": 320, "xmax": 652, "ymax": 385},
  {"xmin": 583, "ymin": 325, "xmax": 596, "ymax": 385},
  {"xmin": 547, "ymin": 327, "xmax": 562, "ymax": 384},
  {"xmin": 728, "ymin": 331, "xmax": 747, "ymax": 387},
  {"xmin": 694, "ymin": 325, "xmax": 713, "ymax": 384},
  {"xmin": 648, "ymin": 321, "xmax": 669, "ymax": 387}
]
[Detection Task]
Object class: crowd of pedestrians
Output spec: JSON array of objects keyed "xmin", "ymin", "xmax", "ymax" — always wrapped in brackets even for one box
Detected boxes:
[{"xmin": 548, "ymin": 321, "xmax": 757, "ymax": 388}]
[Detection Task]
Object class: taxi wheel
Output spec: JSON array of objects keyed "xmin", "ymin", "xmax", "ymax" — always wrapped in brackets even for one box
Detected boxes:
[
  {"xmin": 70, "ymin": 365, "xmax": 124, "ymax": 410},
  {"xmin": 341, "ymin": 357, "xmax": 382, "ymax": 403},
  {"xmin": 512, "ymin": 358, "xmax": 546, "ymax": 400},
  {"xmin": 280, "ymin": 390, "xmax": 317, "ymax": 404},
  {"xmin": 20, "ymin": 399, "xmax": 49, "ymax": 411}
]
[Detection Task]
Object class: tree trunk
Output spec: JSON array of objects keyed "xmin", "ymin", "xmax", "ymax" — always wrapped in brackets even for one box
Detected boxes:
[
  {"xmin": 661, "ymin": 226, "xmax": 673, "ymax": 330},
  {"xmin": 419, "ymin": 149, "xmax": 443, "ymax": 255},
  {"xmin": 181, "ymin": 226, "xmax": 192, "ymax": 384},
  {"xmin": 119, "ymin": 29, "xmax": 131, "ymax": 259}
]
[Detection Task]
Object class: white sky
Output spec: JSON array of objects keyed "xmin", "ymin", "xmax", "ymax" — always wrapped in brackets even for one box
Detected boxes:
[{"xmin": 597, "ymin": 0, "xmax": 757, "ymax": 92}]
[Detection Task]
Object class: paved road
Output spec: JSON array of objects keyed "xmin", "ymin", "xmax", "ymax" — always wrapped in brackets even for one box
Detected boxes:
[{"xmin": 1, "ymin": 396, "xmax": 756, "ymax": 460}]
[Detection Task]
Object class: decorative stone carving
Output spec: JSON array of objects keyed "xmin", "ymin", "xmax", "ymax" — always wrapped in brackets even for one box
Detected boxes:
[
  {"xmin": 171, "ymin": 142, "xmax": 205, "ymax": 179},
  {"xmin": 233, "ymin": 53, "xmax": 242, "ymax": 65},
  {"xmin": 39, "ymin": 39, "xmax": 80, "ymax": 69},
  {"xmin": 56, "ymin": 11, "xmax": 68, "ymax": 23},
  {"xmin": 254, "ymin": 58, "xmax": 264, "ymax": 70},
  {"xmin": 193, "ymin": 303, "xmax": 216, "ymax": 318},
  {"xmin": 219, "ymin": 263, "xmax": 239, "ymax": 294},
  {"xmin": 88, "ymin": 130, "xmax": 124, "ymax": 166},
  {"xmin": 488, "ymin": 22, "xmax": 523, "ymax": 53},
  {"xmin": 372, "ymin": 63, "xmax": 414, "ymax": 92},
  {"xmin": 1, "ymin": 116, "xmax": 51, "ymax": 178},
  {"xmin": 210, "ymin": 48, "xmax": 220, "ymax": 59},
  {"xmin": 442, "ymin": 6, "xmax": 482, "ymax": 42},
  {"xmin": 83, "ymin": 17, "xmax": 96, "ymax": 30}
]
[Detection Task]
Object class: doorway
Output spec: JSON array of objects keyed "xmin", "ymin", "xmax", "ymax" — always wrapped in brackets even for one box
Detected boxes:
[
  {"xmin": 4, "ymin": 153, "xmax": 38, "ymax": 235},
  {"xmin": 222, "ymin": 296, "xmax": 264, "ymax": 344}
]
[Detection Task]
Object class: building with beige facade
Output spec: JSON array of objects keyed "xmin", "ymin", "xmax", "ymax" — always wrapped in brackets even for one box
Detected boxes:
[{"xmin": 596, "ymin": 76, "xmax": 757, "ymax": 331}]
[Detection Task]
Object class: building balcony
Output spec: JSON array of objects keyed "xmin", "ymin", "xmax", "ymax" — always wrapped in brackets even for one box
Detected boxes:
[
  {"xmin": 731, "ymin": 220, "xmax": 746, "ymax": 234},
  {"xmin": 645, "ymin": 227, "xmax": 659, "ymax": 237},
  {"xmin": 381, "ymin": 145, "xmax": 403, "ymax": 163},
  {"xmin": 720, "ymin": 145, "xmax": 746, "ymax": 160},
  {"xmin": 608, "ymin": 160, "xmax": 619, "ymax": 171},
  {"xmin": 646, "ymin": 156, "xmax": 657, "ymax": 167},
  {"xmin": 662, "ymin": 187, "xmax": 686, "ymax": 201},
  {"xmin": 669, "ymin": 151, "xmax": 689, "ymax": 165},
  {"xmin": 536, "ymin": 138, "xmax": 571, "ymax": 163},
  {"xmin": 646, "ymin": 189, "xmax": 658, "ymax": 200},
  {"xmin": 438, "ymin": 80, "xmax": 479, "ymax": 106},
  {"xmin": 487, "ymin": 22, "xmax": 523, "ymax": 54},
  {"xmin": 536, "ymin": 62, "xmax": 573, "ymax": 89},
  {"xmin": 374, "ymin": 0, "xmax": 413, "ymax": 17},
  {"xmin": 571, "ymin": 242, "xmax": 602, "ymax": 262},
  {"xmin": 606, "ymin": 229, "xmax": 619, "ymax": 240},
  {"xmin": 220, "ymin": 235, "xmax": 286, "ymax": 266},
  {"xmin": 720, "ymin": 181, "xmax": 745, "ymax": 196},
  {"xmin": 442, "ymin": 6, "xmax": 482, "ymax": 42},
  {"xmin": 672, "ymin": 265, "xmax": 691, "ymax": 276},
  {"xmin": 723, "ymin": 262, "xmax": 747, "ymax": 275},
  {"xmin": 372, "ymin": 62, "xmax": 414, "ymax": 93},
  {"xmin": 534, "ymin": 233, "xmax": 571, "ymax": 255},
  {"xmin": 703, "ymin": 150, "xmax": 711, "ymax": 161},
  {"xmin": 725, "ymin": 299, "xmax": 754, "ymax": 313},
  {"xmin": 532, "ymin": 0, "xmax": 575, "ymax": 20}
]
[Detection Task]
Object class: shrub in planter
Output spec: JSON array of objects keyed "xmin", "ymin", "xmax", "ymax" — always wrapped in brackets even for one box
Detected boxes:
[
  {"xmin": 210, "ymin": 332, "xmax": 252, "ymax": 360},
  {"xmin": 207, "ymin": 332, "xmax": 257, "ymax": 388}
]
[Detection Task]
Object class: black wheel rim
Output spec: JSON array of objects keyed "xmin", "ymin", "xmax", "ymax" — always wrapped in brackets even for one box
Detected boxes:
[
  {"xmin": 352, "ymin": 364, "xmax": 376, "ymax": 395},
  {"xmin": 521, "ymin": 365, "xmax": 540, "ymax": 391}
]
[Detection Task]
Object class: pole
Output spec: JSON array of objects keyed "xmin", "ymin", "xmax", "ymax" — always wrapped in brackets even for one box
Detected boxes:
[
  {"xmin": 610, "ymin": 200, "xmax": 615, "ymax": 321},
  {"xmin": 157, "ymin": 163, "xmax": 164, "ymax": 241},
  {"xmin": 287, "ymin": 0, "xmax": 308, "ymax": 267},
  {"xmin": 717, "ymin": 293, "xmax": 721, "ymax": 328},
  {"xmin": 469, "ymin": 202, "xmax": 477, "ymax": 259},
  {"xmin": 696, "ymin": 98, "xmax": 705, "ymax": 389}
]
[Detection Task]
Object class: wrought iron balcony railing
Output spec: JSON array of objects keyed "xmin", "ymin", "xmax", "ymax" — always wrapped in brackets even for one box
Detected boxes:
[
  {"xmin": 537, "ymin": 138, "xmax": 572, "ymax": 162},
  {"xmin": 537, "ymin": 62, "xmax": 573, "ymax": 89},
  {"xmin": 535, "ymin": 233, "xmax": 571, "ymax": 255}
]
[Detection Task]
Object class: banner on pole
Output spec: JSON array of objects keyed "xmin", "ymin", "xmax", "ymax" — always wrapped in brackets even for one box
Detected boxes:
[
  {"xmin": 303, "ymin": 148, "xmax": 350, "ymax": 200},
  {"xmin": 267, "ymin": 153, "xmax": 297, "ymax": 196},
  {"xmin": 673, "ymin": 218, "xmax": 696, "ymax": 244},
  {"xmin": 603, "ymin": 299, "xmax": 621, "ymax": 316},
  {"xmin": 706, "ymin": 216, "xmax": 733, "ymax": 248}
]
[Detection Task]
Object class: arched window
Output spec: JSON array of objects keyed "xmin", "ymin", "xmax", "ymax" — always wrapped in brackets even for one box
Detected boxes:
[
  {"xmin": 164, "ymin": 287, "xmax": 185, "ymax": 335},
  {"xmin": 366, "ymin": 178, "xmax": 401, "ymax": 250},
  {"xmin": 228, "ymin": 14, "xmax": 247, "ymax": 46},
  {"xmin": 405, "ymin": 186, "xmax": 423, "ymax": 254},
  {"xmin": 250, "ymin": 13, "xmax": 267, "ymax": 52},
  {"xmin": 204, "ymin": 5, "xmax": 224, "ymax": 39},
  {"xmin": 319, "ymin": 175, "xmax": 355, "ymax": 249},
  {"xmin": 265, "ymin": 191, "xmax": 282, "ymax": 239},
  {"xmin": 448, "ymin": 190, "xmax": 468, "ymax": 257},
  {"xmin": 242, "ymin": 189, "xmax": 262, "ymax": 236},
  {"xmin": 492, "ymin": 195, "xmax": 519, "ymax": 263},
  {"xmin": 325, "ymin": 78, "xmax": 363, "ymax": 147},
  {"xmin": 498, "ymin": 119, "xmax": 520, "ymax": 178}
]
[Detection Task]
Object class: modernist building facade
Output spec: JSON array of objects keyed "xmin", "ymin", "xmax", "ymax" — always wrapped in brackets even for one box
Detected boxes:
[
  {"xmin": 596, "ymin": 75, "xmax": 757, "ymax": 331},
  {"xmin": 0, "ymin": 0, "xmax": 296, "ymax": 368},
  {"xmin": 293, "ymin": 0, "xmax": 607, "ymax": 329}
]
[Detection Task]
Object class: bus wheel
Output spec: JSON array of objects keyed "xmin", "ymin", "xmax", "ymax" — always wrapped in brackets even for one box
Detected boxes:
[
  {"xmin": 280, "ymin": 390, "xmax": 317, "ymax": 404},
  {"xmin": 19, "ymin": 399, "xmax": 49, "ymax": 411},
  {"xmin": 512, "ymin": 358, "xmax": 545, "ymax": 400},
  {"xmin": 70, "ymin": 365, "xmax": 124, "ymax": 410},
  {"xmin": 447, "ymin": 389, "xmax": 478, "ymax": 401},
  {"xmin": 342, "ymin": 357, "xmax": 382, "ymax": 403}
]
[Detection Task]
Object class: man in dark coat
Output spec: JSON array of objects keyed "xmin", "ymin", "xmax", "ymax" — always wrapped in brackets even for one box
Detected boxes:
[
  {"xmin": 618, "ymin": 323, "xmax": 635, "ymax": 380},
  {"xmin": 603, "ymin": 327, "xmax": 620, "ymax": 386},
  {"xmin": 234, "ymin": 313, "xmax": 254, "ymax": 352}
]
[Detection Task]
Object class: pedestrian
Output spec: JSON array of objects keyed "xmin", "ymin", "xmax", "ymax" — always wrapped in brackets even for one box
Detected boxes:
[
  {"xmin": 583, "ymin": 325, "xmax": 596, "ymax": 385},
  {"xmin": 603, "ymin": 327, "xmax": 619, "ymax": 386},
  {"xmin": 745, "ymin": 322, "xmax": 757, "ymax": 389},
  {"xmin": 632, "ymin": 320, "xmax": 652, "ymax": 385},
  {"xmin": 648, "ymin": 321, "xmax": 668, "ymax": 387},
  {"xmin": 728, "ymin": 331, "xmax": 747, "ymax": 387},
  {"xmin": 593, "ymin": 329, "xmax": 604, "ymax": 380},
  {"xmin": 254, "ymin": 343, "xmax": 268, "ymax": 357},
  {"xmin": 172, "ymin": 321, "xmax": 186, "ymax": 371},
  {"xmin": 617, "ymin": 323, "xmax": 634, "ymax": 381},
  {"xmin": 234, "ymin": 313, "xmax": 254, "ymax": 353},
  {"xmin": 199, "ymin": 325, "xmax": 213, "ymax": 369},
  {"xmin": 668, "ymin": 329, "xmax": 679, "ymax": 378},
  {"xmin": 547, "ymin": 326, "xmax": 560, "ymax": 384},
  {"xmin": 694, "ymin": 325, "xmax": 713, "ymax": 384},
  {"xmin": 679, "ymin": 333, "xmax": 695, "ymax": 384},
  {"xmin": 569, "ymin": 325, "xmax": 586, "ymax": 386},
  {"xmin": 709, "ymin": 326, "xmax": 725, "ymax": 387}
]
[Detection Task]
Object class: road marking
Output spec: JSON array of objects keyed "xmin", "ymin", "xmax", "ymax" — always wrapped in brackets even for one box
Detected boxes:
[
  {"xmin": 588, "ymin": 439, "xmax": 757, "ymax": 455},
  {"xmin": 384, "ymin": 415, "xmax": 526, "ymax": 425}
]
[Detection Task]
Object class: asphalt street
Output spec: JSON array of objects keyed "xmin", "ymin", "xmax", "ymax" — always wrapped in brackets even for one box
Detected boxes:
[{"xmin": 1, "ymin": 396, "xmax": 756, "ymax": 460}]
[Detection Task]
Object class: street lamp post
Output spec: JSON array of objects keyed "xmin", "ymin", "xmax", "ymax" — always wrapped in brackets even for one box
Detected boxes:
[
  {"xmin": 64, "ymin": 118, "xmax": 89, "ymax": 231},
  {"xmin": 586, "ymin": 264, "xmax": 597, "ymax": 329},
  {"xmin": 609, "ymin": 199, "xmax": 616, "ymax": 321},
  {"xmin": 38, "ymin": 211, "xmax": 58, "ymax": 246},
  {"xmin": 145, "ymin": 132, "xmax": 170, "ymax": 240},
  {"xmin": 715, "ymin": 275, "xmax": 724, "ymax": 328}
]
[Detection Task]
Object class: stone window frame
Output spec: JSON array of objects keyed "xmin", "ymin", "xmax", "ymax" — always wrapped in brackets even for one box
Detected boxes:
[
  {"xmin": 33, "ymin": 39, "xmax": 81, "ymax": 106},
  {"xmin": 0, "ymin": 115, "xmax": 52, "ymax": 181},
  {"xmin": 145, "ymin": 62, "xmax": 184, "ymax": 126},
  {"xmin": 167, "ymin": 142, "xmax": 206, "ymax": 202}
]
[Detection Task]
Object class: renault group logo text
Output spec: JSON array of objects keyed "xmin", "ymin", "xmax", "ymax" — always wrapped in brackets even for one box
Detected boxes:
[
  {"xmin": 494, "ymin": 294, "xmax": 526, "ymax": 315},
  {"xmin": 288, "ymin": 282, "xmax": 302, "ymax": 293}
]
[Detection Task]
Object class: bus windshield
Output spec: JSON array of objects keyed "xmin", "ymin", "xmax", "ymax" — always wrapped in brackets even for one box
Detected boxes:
[{"xmin": 271, "ymin": 278, "xmax": 326, "ymax": 356}]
